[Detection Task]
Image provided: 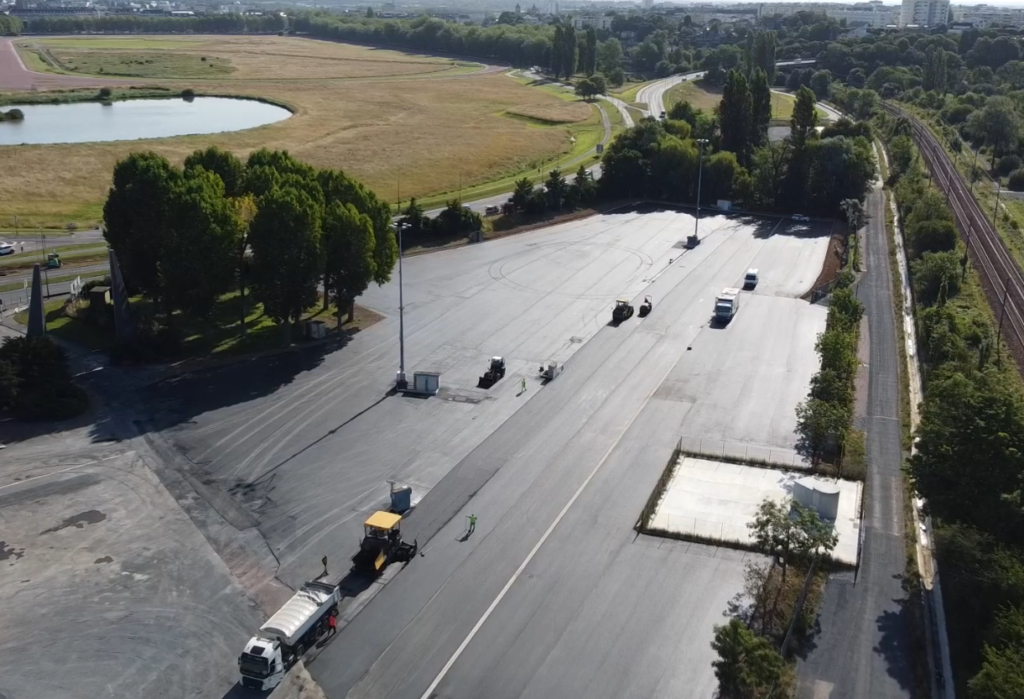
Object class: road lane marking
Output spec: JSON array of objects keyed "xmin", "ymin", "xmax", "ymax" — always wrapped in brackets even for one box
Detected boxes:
[
  {"xmin": 418, "ymin": 340, "xmax": 677, "ymax": 699},
  {"xmin": 0, "ymin": 451, "xmax": 130, "ymax": 491}
]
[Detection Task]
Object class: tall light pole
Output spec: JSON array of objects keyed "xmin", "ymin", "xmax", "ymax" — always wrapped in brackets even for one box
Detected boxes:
[
  {"xmin": 395, "ymin": 221, "xmax": 408, "ymax": 390},
  {"xmin": 694, "ymin": 138, "xmax": 708, "ymax": 241}
]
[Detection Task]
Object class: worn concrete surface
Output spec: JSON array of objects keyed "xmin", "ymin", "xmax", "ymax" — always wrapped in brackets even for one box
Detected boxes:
[
  {"xmin": 651, "ymin": 457, "xmax": 863, "ymax": 565},
  {"xmin": 0, "ymin": 439, "xmax": 264, "ymax": 699}
]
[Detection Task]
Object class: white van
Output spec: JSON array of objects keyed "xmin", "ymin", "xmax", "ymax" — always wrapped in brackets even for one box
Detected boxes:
[{"xmin": 744, "ymin": 269, "xmax": 759, "ymax": 289}]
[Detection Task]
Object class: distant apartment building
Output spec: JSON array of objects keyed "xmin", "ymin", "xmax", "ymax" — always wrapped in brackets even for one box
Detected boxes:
[
  {"xmin": 756, "ymin": 2, "xmax": 899, "ymax": 28},
  {"xmin": 899, "ymin": 0, "xmax": 950, "ymax": 27},
  {"xmin": 952, "ymin": 4, "xmax": 1024, "ymax": 28},
  {"xmin": 571, "ymin": 14, "xmax": 612, "ymax": 29}
]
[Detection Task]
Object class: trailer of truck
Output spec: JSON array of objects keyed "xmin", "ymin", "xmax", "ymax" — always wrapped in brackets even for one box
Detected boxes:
[
  {"xmin": 237, "ymin": 580, "xmax": 340, "ymax": 691},
  {"xmin": 714, "ymin": 288, "xmax": 740, "ymax": 322}
]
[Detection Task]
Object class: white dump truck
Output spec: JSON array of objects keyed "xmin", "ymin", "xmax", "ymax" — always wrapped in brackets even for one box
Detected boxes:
[
  {"xmin": 237, "ymin": 580, "xmax": 340, "ymax": 691},
  {"xmin": 714, "ymin": 288, "xmax": 741, "ymax": 323}
]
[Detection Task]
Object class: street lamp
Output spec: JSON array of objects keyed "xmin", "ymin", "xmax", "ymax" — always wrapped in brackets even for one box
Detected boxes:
[
  {"xmin": 395, "ymin": 221, "xmax": 408, "ymax": 390},
  {"xmin": 694, "ymin": 138, "xmax": 709, "ymax": 241}
]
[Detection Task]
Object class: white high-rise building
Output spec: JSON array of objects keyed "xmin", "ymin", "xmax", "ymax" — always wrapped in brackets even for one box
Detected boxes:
[{"xmin": 900, "ymin": 0, "xmax": 950, "ymax": 27}]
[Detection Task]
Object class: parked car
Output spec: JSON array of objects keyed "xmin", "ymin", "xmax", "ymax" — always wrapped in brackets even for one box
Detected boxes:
[
  {"xmin": 791, "ymin": 214, "xmax": 810, "ymax": 222},
  {"xmin": 0, "ymin": 242, "xmax": 15, "ymax": 256},
  {"xmin": 485, "ymin": 205, "xmax": 500, "ymax": 216},
  {"xmin": 659, "ymin": 111, "xmax": 667, "ymax": 120}
]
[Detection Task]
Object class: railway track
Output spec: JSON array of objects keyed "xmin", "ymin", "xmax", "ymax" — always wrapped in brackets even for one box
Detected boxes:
[{"xmin": 883, "ymin": 102, "xmax": 1024, "ymax": 372}]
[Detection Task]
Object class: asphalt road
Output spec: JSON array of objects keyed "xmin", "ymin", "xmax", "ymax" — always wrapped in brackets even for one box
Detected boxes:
[
  {"xmin": 795, "ymin": 184, "xmax": 914, "ymax": 697},
  {"xmin": 142, "ymin": 208, "xmax": 831, "ymax": 698}
]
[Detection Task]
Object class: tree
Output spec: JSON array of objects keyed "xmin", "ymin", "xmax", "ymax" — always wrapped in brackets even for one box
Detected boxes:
[
  {"xmin": 968, "ymin": 605, "xmax": 1024, "ymax": 699},
  {"xmin": 512, "ymin": 177, "xmax": 534, "ymax": 212},
  {"xmin": 183, "ymin": 146, "xmax": 244, "ymax": 198},
  {"xmin": 232, "ymin": 193, "xmax": 256, "ymax": 335},
  {"xmin": 748, "ymin": 497, "xmax": 838, "ymax": 581},
  {"xmin": 924, "ymin": 47, "xmax": 949, "ymax": 94},
  {"xmin": 711, "ymin": 618, "xmax": 784, "ymax": 699},
  {"xmin": 796, "ymin": 397, "xmax": 851, "ymax": 465},
  {"xmin": 575, "ymin": 78, "xmax": 600, "ymax": 101},
  {"xmin": 790, "ymin": 86, "xmax": 819, "ymax": 146},
  {"xmin": 596, "ymin": 38, "xmax": 624, "ymax": 76},
  {"xmin": 103, "ymin": 152, "xmax": 181, "ymax": 300},
  {"xmin": 968, "ymin": 97, "xmax": 1022, "ymax": 158},
  {"xmin": 563, "ymin": 25, "xmax": 578, "ymax": 78},
  {"xmin": 248, "ymin": 186, "xmax": 323, "ymax": 343},
  {"xmin": 807, "ymin": 136, "xmax": 876, "ymax": 214},
  {"xmin": 810, "ymin": 69, "xmax": 833, "ymax": 100},
  {"xmin": 749, "ymin": 68, "xmax": 771, "ymax": 149},
  {"xmin": 551, "ymin": 25, "xmax": 565, "ymax": 78},
  {"xmin": 912, "ymin": 250, "xmax": 962, "ymax": 306},
  {"xmin": 582, "ymin": 27, "xmax": 597, "ymax": 76},
  {"xmin": 846, "ymin": 67, "xmax": 866, "ymax": 89},
  {"xmin": 840, "ymin": 198, "xmax": 867, "ymax": 235},
  {"xmin": 752, "ymin": 30, "xmax": 777, "ymax": 84},
  {"xmin": 0, "ymin": 335, "xmax": 87, "ymax": 421},
  {"xmin": 719, "ymin": 69, "xmax": 753, "ymax": 165},
  {"xmin": 749, "ymin": 142, "xmax": 790, "ymax": 208},
  {"xmin": 571, "ymin": 165, "xmax": 596, "ymax": 204},
  {"xmin": 398, "ymin": 197, "xmax": 429, "ymax": 244},
  {"xmin": 545, "ymin": 168, "xmax": 568, "ymax": 209},
  {"xmin": 160, "ymin": 168, "xmax": 238, "ymax": 319},
  {"xmin": 910, "ymin": 369, "xmax": 1024, "ymax": 542},
  {"xmin": 324, "ymin": 202, "xmax": 375, "ymax": 323}
]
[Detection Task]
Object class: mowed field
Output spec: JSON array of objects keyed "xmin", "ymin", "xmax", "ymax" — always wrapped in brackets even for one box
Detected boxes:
[{"xmin": 1, "ymin": 36, "xmax": 597, "ymax": 227}]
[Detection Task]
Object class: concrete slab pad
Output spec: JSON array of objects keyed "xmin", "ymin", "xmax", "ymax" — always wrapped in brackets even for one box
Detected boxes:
[{"xmin": 650, "ymin": 457, "xmax": 863, "ymax": 566}]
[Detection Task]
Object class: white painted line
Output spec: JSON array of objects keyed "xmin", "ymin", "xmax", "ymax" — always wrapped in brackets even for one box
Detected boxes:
[
  {"xmin": 0, "ymin": 452, "xmax": 130, "ymax": 491},
  {"xmin": 419, "ymin": 344, "xmax": 675, "ymax": 699}
]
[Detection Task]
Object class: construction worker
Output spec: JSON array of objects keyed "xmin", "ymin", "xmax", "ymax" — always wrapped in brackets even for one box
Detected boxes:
[
  {"xmin": 328, "ymin": 612, "xmax": 337, "ymax": 637},
  {"xmin": 468, "ymin": 514, "xmax": 477, "ymax": 534},
  {"xmin": 521, "ymin": 377, "xmax": 527, "ymax": 393}
]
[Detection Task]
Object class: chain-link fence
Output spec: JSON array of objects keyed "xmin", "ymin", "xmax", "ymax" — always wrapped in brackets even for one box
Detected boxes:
[{"xmin": 676, "ymin": 435, "xmax": 810, "ymax": 470}]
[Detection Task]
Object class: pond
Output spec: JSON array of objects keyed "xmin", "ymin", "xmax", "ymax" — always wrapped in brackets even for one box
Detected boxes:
[{"xmin": 0, "ymin": 96, "xmax": 291, "ymax": 146}]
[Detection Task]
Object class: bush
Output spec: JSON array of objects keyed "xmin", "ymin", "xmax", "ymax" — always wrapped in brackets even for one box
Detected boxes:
[
  {"xmin": 0, "ymin": 336, "xmax": 87, "ymax": 421},
  {"xmin": 912, "ymin": 250, "xmax": 962, "ymax": 306},
  {"xmin": 1008, "ymin": 168, "xmax": 1024, "ymax": 192},
  {"xmin": 998, "ymin": 155, "xmax": 1022, "ymax": 176},
  {"xmin": 98, "ymin": 86, "xmax": 112, "ymax": 99},
  {"xmin": 181, "ymin": 88, "xmax": 195, "ymax": 100},
  {"xmin": 908, "ymin": 219, "xmax": 958, "ymax": 258}
]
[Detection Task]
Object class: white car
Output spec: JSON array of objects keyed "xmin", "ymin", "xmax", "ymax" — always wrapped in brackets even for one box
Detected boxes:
[
  {"xmin": 0, "ymin": 242, "xmax": 15, "ymax": 256},
  {"xmin": 791, "ymin": 214, "xmax": 810, "ymax": 222}
]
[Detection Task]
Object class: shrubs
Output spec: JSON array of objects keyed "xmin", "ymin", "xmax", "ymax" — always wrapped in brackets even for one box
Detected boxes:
[
  {"xmin": 795, "ymin": 286, "xmax": 863, "ymax": 468},
  {"xmin": 0, "ymin": 335, "xmax": 87, "ymax": 421},
  {"xmin": 0, "ymin": 108, "xmax": 24, "ymax": 121},
  {"xmin": 1008, "ymin": 168, "xmax": 1024, "ymax": 192},
  {"xmin": 97, "ymin": 86, "xmax": 112, "ymax": 99},
  {"xmin": 997, "ymin": 154, "xmax": 1022, "ymax": 176}
]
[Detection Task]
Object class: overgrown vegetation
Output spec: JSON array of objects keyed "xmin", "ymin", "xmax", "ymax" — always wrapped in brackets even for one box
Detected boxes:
[
  {"xmin": 884, "ymin": 118, "xmax": 1024, "ymax": 698},
  {"xmin": 793, "ymin": 278, "xmax": 864, "ymax": 473},
  {"xmin": 711, "ymin": 497, "xmax": 837, "ymax": 698}
]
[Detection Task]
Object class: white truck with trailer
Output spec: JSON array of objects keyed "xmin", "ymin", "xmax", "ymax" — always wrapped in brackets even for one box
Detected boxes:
[
  {"xmin": 714, "ymin": 288, "xmax": 741, "ymax": 323},
  {"xmin": 237, "ymin": 580, "xmax": 340, "ymax": 691}
]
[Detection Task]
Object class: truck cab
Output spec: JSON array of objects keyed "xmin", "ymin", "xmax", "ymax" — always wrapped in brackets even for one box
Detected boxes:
[{"xmin": 238, "ymin": 636, "xmax": 286, "ymax": 691}]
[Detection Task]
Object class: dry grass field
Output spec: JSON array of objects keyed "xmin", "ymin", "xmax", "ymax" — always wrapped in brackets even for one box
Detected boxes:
[{"xmin": 2, "ymin": 36, "xmax": 588, "ymax": 227}]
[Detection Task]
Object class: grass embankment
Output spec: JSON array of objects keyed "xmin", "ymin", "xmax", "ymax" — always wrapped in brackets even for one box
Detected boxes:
[
  {"xmin": 411, "ymin": 100, "xmax": 607, "ymax": 212},
  {"xmin": 2, "ymin": 35, "xmax": 586, "ymax": 228},
  {"xmin": 15, "ymin": 291, "xmax": 382, "ymax": 359}
]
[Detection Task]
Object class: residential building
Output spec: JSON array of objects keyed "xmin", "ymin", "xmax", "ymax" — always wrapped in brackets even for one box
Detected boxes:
[{"xmin": 899, "ymin": 0, "xmax": 949, "ymax": 27}]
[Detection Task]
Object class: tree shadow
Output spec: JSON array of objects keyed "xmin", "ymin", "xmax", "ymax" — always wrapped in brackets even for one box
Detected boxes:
[{"xmin": 871, "ymin": 578, "xmax": 918, "ymax": 693}]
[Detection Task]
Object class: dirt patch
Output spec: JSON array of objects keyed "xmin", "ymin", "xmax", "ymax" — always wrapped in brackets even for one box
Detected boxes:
[
  {"xmin": 505, "ymin": 101, "xmax": 590, "ymax": 124},
  {"xmin": 803, "ymin": 228, "xmax": 847, "ymax": 300}
]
